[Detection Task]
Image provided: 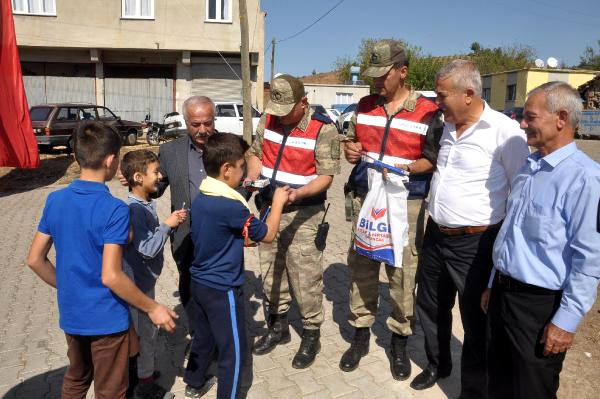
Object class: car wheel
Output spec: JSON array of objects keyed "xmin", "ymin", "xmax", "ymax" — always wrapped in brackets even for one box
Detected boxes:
[{"xmin": 126, "ymin": 130, "xmax": 137, "ymax": 146}]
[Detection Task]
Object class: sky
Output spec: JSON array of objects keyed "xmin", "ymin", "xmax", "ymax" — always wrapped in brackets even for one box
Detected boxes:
[{"xmin": 260, "ymin": 0, "xmax": 600, "ymax": 80}]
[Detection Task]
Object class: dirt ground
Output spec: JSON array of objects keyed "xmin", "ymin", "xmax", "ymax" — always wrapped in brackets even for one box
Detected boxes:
[{"xmin": 1, "ymin": 139, "xmax": 599, "ymax": 398}]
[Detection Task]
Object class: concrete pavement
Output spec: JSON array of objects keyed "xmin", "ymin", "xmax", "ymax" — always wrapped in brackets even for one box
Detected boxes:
[{"xmin": 0, "ymin": 159, "xmax": 463, "ymax": 399}]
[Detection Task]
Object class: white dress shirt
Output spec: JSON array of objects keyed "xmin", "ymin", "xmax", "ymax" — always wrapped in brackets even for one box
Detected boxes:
[{"xmin": 428, "ymin": 102, "xmax": 529, "ymax": 227}]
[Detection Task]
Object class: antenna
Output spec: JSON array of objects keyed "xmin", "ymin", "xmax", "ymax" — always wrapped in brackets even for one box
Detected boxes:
[
  {"xmin": 534, "ymin": 59, "xmax": 545, "ymax": 68},
  {"xmin": 546, "ymin": 57, "xmax": 558, "ymax": 68}
]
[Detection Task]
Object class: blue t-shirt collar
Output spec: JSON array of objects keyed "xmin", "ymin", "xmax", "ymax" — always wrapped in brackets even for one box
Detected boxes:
[{"xmin": 70, "ymin": 179, "xmax": 110, "ymax": 193}]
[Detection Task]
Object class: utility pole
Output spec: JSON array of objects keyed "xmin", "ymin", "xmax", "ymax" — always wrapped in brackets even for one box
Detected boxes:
[
  {"xmin": 270, "ymin": 37, "xmax": 275, "ymax": 82},
  {"xmin": 239, "ymin": 0, "xmax": 252, "ymax": 144}
]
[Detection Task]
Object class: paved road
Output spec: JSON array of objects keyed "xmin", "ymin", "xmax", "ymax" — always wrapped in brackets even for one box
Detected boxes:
[{"xmin": 6, "ymin": 139, "xmax": 600, "ymax": 398}]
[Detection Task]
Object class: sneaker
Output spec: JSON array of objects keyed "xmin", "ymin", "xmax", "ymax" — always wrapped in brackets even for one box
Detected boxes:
[
  {"xmin": 184, "ymin": 376, "xmax": 217, "ymax": 398},
  {"xmin": 134, "ymin": 381, "xmax": 174, "ymax": 399}
]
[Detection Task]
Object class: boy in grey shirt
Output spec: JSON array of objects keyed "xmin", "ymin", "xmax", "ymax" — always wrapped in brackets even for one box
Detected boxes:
[{"xmin": 122, "ymin": 150, "xmax": 188, "ymax": 399}]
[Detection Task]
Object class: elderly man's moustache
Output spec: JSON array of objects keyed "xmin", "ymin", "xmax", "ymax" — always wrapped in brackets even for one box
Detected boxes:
[{"xmin": 194, "ymin": 132, "xmax": 209, "ymax": 139}]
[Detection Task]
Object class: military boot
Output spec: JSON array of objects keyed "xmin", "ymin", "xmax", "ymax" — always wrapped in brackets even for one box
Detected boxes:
[
  {"xmin": 339, "ymin": 327, "xmax": 370, "ymax": 372},
  {"xmin": 292, "ymin": 329, "xmax": 321, "ymax": 369},
  {"xmin": 252, "ymin": 313, "xmax": 291, "ymax": 355},
  {"xmin": 390, "ymin": 333, "xmax": 411, "ymax": 380}
]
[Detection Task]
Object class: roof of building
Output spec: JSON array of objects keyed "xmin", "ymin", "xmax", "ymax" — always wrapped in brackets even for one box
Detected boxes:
[
  {"xmin": 481, "ymin": 67, "xmax": 600, "ymax": 77},
  {"xmin": 578, "ymin": 74, "xmax": 600, "ymax": 92}
]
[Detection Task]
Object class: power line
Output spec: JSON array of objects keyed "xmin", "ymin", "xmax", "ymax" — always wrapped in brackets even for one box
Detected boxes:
[{"xmin": 277, "ymin": 0, "xmax": 346, "ymax": 43}]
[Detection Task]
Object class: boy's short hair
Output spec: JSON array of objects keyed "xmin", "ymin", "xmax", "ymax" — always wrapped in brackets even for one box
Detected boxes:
[
  {"xmin": 121, "ymin": 149, "xmax": 159, "ymax": 187},
  {"xmin": 74, "ymin": 122, "xmax": 122, "ymax": 169},
  {"xmin": 203, "ymin": 133, "xmax": 249, "ymax": 178}
]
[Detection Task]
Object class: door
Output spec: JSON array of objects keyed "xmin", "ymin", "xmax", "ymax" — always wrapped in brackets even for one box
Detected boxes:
[
  {"xmin": 50, "ymin": 107, "xmax": 78, "ymax": 140},
  {"xmin": 104, "ymin": 65, "xmax": 174, "ymax": 122}
]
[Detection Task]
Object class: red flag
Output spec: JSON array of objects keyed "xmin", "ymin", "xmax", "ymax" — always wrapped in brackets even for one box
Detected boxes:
[{"xmin": 0, "ymin": 0, "xmax": 39, "ymax": 168}]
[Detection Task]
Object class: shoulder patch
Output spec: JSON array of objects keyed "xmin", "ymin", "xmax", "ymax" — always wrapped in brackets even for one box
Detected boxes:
[{"xmin": 311, "ymin": 112, "xmax": 333, "ymax": 124}]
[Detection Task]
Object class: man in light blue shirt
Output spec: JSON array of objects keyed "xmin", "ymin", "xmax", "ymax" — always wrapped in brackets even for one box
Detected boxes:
[{"xmin": 483, "ymin": 81, "xmax": 600, "ymax": 399}]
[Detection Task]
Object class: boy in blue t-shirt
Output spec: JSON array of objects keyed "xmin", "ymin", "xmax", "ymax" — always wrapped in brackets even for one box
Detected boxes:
[
  {"xmin": 27, "ymin": 122, "xmax": 178, "ymax": 399},
  {"xmin": 184, "ymin": 133, "xmax": 289, "ymax": 399},
  {"xmin": 121, "ymin": 149, "xmax": 187, "ymax": 399}
]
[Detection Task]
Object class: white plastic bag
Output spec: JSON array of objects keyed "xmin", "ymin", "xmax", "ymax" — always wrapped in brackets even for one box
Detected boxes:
[{"xmin": 353, "ymin": 167, "xmax": 409, "ymax": 267}]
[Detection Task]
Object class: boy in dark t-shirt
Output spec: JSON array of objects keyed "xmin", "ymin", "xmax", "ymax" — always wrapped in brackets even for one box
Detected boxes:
[{"xmin": 184, "ymin": 133, "xmax": 289, "ymax": 399}]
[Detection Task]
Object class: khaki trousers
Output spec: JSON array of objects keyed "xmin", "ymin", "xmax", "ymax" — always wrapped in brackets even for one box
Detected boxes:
[
  {"xmin": 258, "ymin": 204, "xmax": 325, "ymax": 329},
  {"xmin": 347, "ymin": 196, "xmax": 426, "ymax": 336}
]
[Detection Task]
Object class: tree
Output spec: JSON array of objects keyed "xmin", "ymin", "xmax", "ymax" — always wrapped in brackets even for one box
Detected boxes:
[
  {"xmin": 335, "ymin": 39, "xmax": 536, "ymax": 91},
  {"xmin": 578, "ymin": 40, "xmax": 600, "ymax": 70},
  {"xmin": 469, "ymin": 44, "xmax": 536, "ymax": 75}
]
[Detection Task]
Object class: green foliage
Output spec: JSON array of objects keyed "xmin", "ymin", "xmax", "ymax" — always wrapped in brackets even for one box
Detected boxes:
[
  {"xmin": 578, "ymin": 40, "xmax": 600, "ymax": 70},
  {"xmin": 335, "ymin": 39, "xmax": 537, "ymax": 91},
  {"xmin": 469, "ymin": 44, "xmax": 536, "ymax": 75}
]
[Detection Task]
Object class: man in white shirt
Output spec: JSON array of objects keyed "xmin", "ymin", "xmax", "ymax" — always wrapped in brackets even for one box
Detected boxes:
[{"xmin": 410, "ymin": 60, "xmax": 529, "ymax": 397}]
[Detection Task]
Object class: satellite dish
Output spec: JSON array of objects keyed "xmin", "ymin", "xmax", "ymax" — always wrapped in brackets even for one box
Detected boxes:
[
  {"xmin": 534, "ymin": 59, "xmax": 545, "ymax": 68},
  {"xmin": 547, "ymin": 57, "xmax": 558, "ymax": 68}
]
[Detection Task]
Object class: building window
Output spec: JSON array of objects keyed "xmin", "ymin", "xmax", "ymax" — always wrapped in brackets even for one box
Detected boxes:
[
  {"xmin": 336, "ymin": 92, "xmax": 353, "ymax": 104},
  {"xmin": 122, "ymin": 0, "xmax": 154, "ymax": 19},
  {"xmin": 12, "ymin": 0, "xmax": 56, "ymax": 16},
  {"xmin": 482, "ymin": 88, "xmax": 491, "ymax": 103},
  {"xmin": 506, "ymin": 84, "xmax": 516, "ymax": 102},
  {"xmin": 206, "ymin": 0, "xmax": 232, "ymax": 22}
]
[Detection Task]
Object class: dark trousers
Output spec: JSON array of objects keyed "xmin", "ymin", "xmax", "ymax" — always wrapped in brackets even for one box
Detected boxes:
[
  {"xmin": 416, "ymin": 219, "xmax": 498, "ymax": 398},
  {"xmin": 487, "ymin": 275, "xmax": 565, "ymax": 399},
  {"xmin": 185, "ymin": 281, "xmax": 247, "ymax": 399},
  {"xmin": 173, "ymin": 236, "xmax": 194, "ymax": 308},
  {"xmin": 62, "ymin": 329, "xmax": 131, "ymax": 399}
]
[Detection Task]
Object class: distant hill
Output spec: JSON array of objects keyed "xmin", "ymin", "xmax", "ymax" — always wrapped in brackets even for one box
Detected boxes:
[{"xmin": 299, "ymin": 70, "xmax": 342, "ymax": 84}]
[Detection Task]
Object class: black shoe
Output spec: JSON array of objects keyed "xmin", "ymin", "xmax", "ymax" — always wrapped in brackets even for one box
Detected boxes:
[
  {"xmin": 134, "ymin": 381, "xmax": 174, "ymax": 399},
  {"xmin": 339, "ymin": 327, "xmax": 370, "ymax": 372},
  {"xmin": 292, "ymin": 328, "xmax": 321, "ymax": 369},
  {"xmin": 184, "ymin": 376, "xmax": 217, "ymax": 398},
  {"xmin": 390, "ymin": 333, "xmax": 411, "ymax": 381},
  {"xmin": 252, "ymin": 313, "xmax": 291, "ymax": 355},
  {"xmin": 409, "ymin": 365, "xmax": 451, "ymax": 390}
]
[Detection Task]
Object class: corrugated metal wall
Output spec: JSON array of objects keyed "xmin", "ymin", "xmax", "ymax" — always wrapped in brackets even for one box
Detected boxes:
[
  {"xmin": 104, "ymin": 77, "xmax": 173, "ymax": 122},
  {"xmin": 22, "ymin": 74, "xmax": 95, "ymax": 106},
  {"xmin": 191, "ymin": 64, "xmax": 242, "ymax": 102}
]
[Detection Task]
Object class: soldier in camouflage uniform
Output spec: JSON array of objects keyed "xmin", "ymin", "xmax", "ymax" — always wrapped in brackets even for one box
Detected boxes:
[
  {"xmin": 246, "ymin": 74, "xmax": 341, "ymax": 369},
  {"xmin": 341, "ymin": 40, "xmax": 444, "ymax": 379}
]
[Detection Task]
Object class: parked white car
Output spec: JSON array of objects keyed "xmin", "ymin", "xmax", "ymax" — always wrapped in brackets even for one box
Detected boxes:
[
  {"xmin": 337, "ymin": 103, "xmax": 358, "ymax": 135},
  {"xmin": 326, "ymin": 108, "xmax": 340, "ymax": 123},
  {"xmin": 214, "ymin": 102, "xmax": 261, "ymax": 136},
  {"xmin": 310, "ymin": 104, "xmax": 340, "ymax": 126}
]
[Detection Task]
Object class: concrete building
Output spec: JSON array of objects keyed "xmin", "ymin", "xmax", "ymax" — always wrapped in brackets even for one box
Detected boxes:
[
  {"xmin": 13, "ymin": 0, "xmax": 265, "ymax": 121},
  {"xmin": 481, "ymin": 67, "xmax": 599, "ymax": 111},
  {"xmin": 303, "ymin": 83, "xmax": 370, "ymax": 109}
]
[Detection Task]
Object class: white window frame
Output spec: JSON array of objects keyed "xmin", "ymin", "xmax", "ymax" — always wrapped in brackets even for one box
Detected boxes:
[
  {"xmin": 121, "ymin": 0, "xmax": 154, "ymax": 20},
  {"xmin": 12, "ymin": 0, "xmax": 56, "ymax": 16},
  {"xmin": 336, "ymin": 92, "xmax": 353, "ymax": 104},
  {"xmin": 205, "ymin": 0, "xmax": 232, "ymax": 23}
]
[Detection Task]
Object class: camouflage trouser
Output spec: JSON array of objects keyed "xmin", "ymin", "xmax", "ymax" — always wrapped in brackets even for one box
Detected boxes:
[
  {"xmin": 258, "ymin": 204, "xmax": 325, "ymax": 330},
  {"xmin": 347, "ymin": 195, "xmax": 427, "ymax": 336}
]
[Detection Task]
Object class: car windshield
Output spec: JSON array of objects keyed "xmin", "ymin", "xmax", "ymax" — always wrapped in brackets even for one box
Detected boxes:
[
  {"xmin": 97, "ymin": 107, "xmax": 117, "ymax": 119},
  {"xmin": 29, "ymin": 106, "xmax": 53, "ymax": 121},
  {"xmin": 342, "ymin": 103, "xmax": 357, "ymax": 113}
]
